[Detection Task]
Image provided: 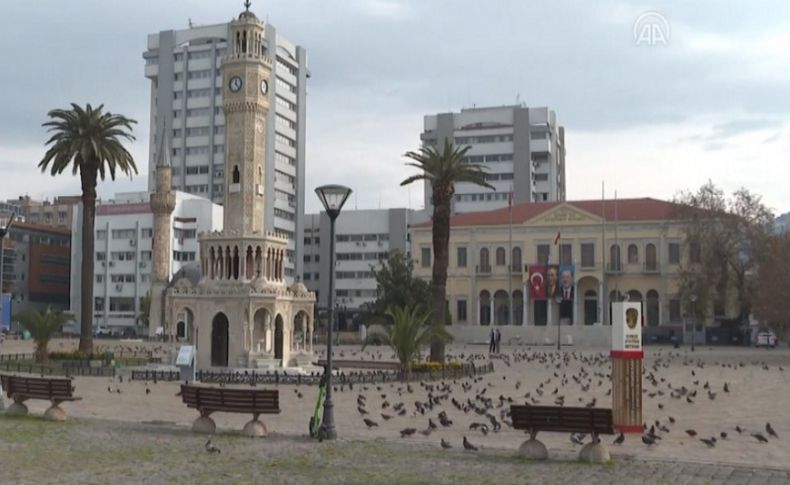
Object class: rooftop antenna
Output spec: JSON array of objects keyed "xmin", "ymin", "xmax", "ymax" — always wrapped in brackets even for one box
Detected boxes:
[{"xmin": 188, "ymin": 18, "xmax": 193, "ymax": 28}]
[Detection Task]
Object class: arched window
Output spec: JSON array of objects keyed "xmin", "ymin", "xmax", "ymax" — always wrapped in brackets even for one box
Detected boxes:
[
  {"xmin": 232, "ymin": 165, "xmax": 240, "ymax": 183},
  {"xmin": 627, "ymin": 244, "xmax": 639, "ymax": 264},
  {"xmin": 495, "ymin": 247, "xmax": 506, "ymax": 266},
  {"xmin": 479, "ymin": 290, "xmax": 491, "ymax": 325},
  {"xmin": 610, "ymin": 244, "xmax": 621, "ymax": 271},
  {"xmin": 645, "ymin": 243, "xmax": 657, "ymax": 271},
  {"xmin": 479, "ymin": 248, "xmax": 490, "ymax": 272},
  {"xmin": 584, "ymin": 289, "xmax": 598, "ymax": 326},
  {"xmin": 512, "ymin": 247, "xmax": 522, "ymax": 273}
]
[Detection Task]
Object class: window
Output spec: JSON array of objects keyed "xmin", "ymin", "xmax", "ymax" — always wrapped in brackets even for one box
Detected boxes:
[
  {"xmin": 96, "ymin": 230, "xmax": 107, "ymax": 240},
  {"xmin": 111, "ymin": 229, "xmax": 136, "ymax": 239},
  {"xmin": 457, "ymin": 300, "xmax": 467, "ymax": 322},
  {"xmin": 479, "ymin": 248, "xmax": 490, "ymax": 272},
  {"xmin": 110, "ymin": 252, "xmax": 136, "ymax": 261},
  {"xmin": 530, "ymin": 131, "xmax": 548, "ymax": 140},
  {"xmin": 668, "ymin": 242, "xmax": 680, "ymax": 264},
  {"xmin": 559, "ymin": 244, "xmax": 572, "ymax": 265},
  {"xmin": 495, "ymin": 247, "xmax": 506, "ymax": 266},
  {"xmin": 581, "ymin": 243, "xmax": 595, "ymax": 268},
  {"xmin": 96, "ymin": 252, "xmax": 106, "ymax": 261},
  {"xmin": 669, "ymin": 299, "xmax": 681, "ymax": 322},
  {"xmin": 512, "ymin": 247, "xmax": 522, "ymax": 272},
  {"xmin": 534, "ymin": 173, "xmax": 549, "ymax": 181},
  {"xmin": 94, "ymin": 297, "xmax": 104, "ymax": 311},
  {"xmin": 421, "ymin": 247, "xmax": 431, "ymax": 268},
  {"xmin": 457, "ymin": 246, "xmax": 467, "ymax": 268},
  {"xmin": 96, "ymin": 274, "xmax": 104, "ymax": 283},
  {"xmin": 140, "ymin": 251, "xmax": 152, "ymax": 261},
  {"xmin": 536, "ymin": 244, "xmax": 550, "ymax": 265},
  {"xmin": 628, "ymin": 244, "xmax": 639, "ymax": 264},
  {"xmin": 610, "ymin": 244, "xmax": 621, "ymax": 270},
  {"xmin": 141, "ymin": 228, "xmax": 153, "ymax": 238},
  {"xmin": 172, "ymin": 251, "xmax": 196, "ymax": 262},
  {"xmin": 109, "ymin": 297, "xmax": 135, "ymax": 312},
  {"xmin": 645, "ymin": 243, "xmax": 657, "ymax": 270}
]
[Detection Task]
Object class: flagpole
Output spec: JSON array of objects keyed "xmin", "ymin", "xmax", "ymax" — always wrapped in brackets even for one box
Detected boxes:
[
  {"xmin": 614, "ymin": 189, "xmax": 619, "ymax": 300},
  {"xmin": 601, "ymin": 181, "xmax": 607, "ymax": 326},
  {"xmin": 508, "ymin": 188, "xmax": 513, "ymax": 327}
]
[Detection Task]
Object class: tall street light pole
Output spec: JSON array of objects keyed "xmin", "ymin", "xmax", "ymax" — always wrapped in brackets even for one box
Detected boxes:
[
  {"xmin": 691, "ymin": 295, "xmax": 698, "ymax": 351},
  {"xmin": 315, "ymin": 184, "xmax": 352, "ymax": 441},
  {"xmin": 555, "ymin": 295, "xmax": 563, "ymax": 351}
]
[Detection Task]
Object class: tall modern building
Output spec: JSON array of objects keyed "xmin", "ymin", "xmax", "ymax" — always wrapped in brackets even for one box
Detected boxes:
[
  {"xmin": 421, "ymin": 105, "xmax": 566, "ymax": 213},
  {"xmin": 143, "ymin": 9, "xmax": 308, "ymax": 280},
  {"xmin": 302, "ymin": 208, "xmax": 417, "ymax": 327}
]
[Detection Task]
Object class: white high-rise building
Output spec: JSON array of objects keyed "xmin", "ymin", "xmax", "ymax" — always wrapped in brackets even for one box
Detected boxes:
[
  {"xmin": 143, "ymin": 13, "xmax": 308, "ymax": 280},
  {"xmin": 421, "ymin": 105, "xmax": 566, "ymax": 213},
  {"xmin": 68, "ymin": 191, "xmax": 223, "ymax": 335}
]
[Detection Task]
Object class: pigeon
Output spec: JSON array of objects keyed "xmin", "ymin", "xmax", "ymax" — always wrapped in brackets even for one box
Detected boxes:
[
  {"xmin": 685, "ymin": 429, "xmax": 697, "ymax": 437},
  {"xmin": 428, "ymin": 418, "xmax": 437, "ymax": 430},
  {"xmin": 363, "ymin": 418, "xmax": 378, "ymax": 428},
  {"xmin": 145, "ymin": 387, "xmax": 151, "ymax": 395},
  {"xmin": 463, "ymin": 436, "xmax": 478, "ymax": 451},
  {"xmin": 205, "ymin": 438, "xmax": 221, "ymax": 454},
  {"xmin": 767, "ymin": 423, "xmax": 778, "ymax": 439},
  {"xmin": 642, "ymin": 434, "xmax": 657, "ymax": 446},
  {"xmin": 613, "ymin": 433, "xmax": 625, "ymax": 445},
  {"xmin": 735, "ymin": 425, "xmax": 743, "ymax": 434},
  {"xmin": 720, "ymin": 432, "xmax": 728, "ymax": 440},
  {"xmin": 400, "ymin": 428, "xmax": 416, "ymax": 438},
  {"xmin": 441, "ymin": 438, "xmax": 452, "ymax": 449},
  {"xmin": 751, "ymin": 433, "xmax": 769, "ymax": 443},
  {"xmin": 381, "ymin": 413, "xmax": 392, "ymax": 421},
  {"xmin": 357, "ymin": 406, "xmax": 369, "ymax": 415},
  {"xmin": 700, "ymin": 438, "xmax": 716, "ymax": 448}
]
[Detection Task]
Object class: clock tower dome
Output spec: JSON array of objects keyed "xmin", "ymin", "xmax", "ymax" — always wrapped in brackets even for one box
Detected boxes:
[{"xmin": 221, "ymin": 0, "xmax": 271, "ymax": 236}]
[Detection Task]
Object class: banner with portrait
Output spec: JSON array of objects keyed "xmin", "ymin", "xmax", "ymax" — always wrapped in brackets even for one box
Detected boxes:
[
  {"xmin": 528, "ymin": 265, "xmax": 547, "ymax": 300},
  {"xmin": 558, "ymin": 264, "xmax": 575, "ymax": 301}
]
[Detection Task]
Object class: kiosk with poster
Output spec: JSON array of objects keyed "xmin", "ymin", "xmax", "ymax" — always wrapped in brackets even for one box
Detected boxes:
[{"xmin": 611, "ymin": 302, "xmax": 643, "ymax": 433}]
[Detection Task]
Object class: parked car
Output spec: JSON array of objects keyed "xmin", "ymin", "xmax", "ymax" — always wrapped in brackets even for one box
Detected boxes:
[
  {"xmin": 754, "ymin": 330, "xmax": 778, "ymax": 348},
  {"xmin": 94, "ymin": 326, "xmax": 112, "ymax": 338}
]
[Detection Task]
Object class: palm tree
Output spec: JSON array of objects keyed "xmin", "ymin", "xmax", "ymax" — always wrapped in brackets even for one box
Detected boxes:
[
  {"xmin": 16, "ymin": 307, "xmax": 73, "ymax": 364},
  {"xmin": 40, "ymin": 103, "xmax": 137, "ymax": 353},
  {"xmin": 364, "ymin": 306, "xmax": 451, "ymax": 376},
  {"xmin": 401, "ymin": 139, "xmax": 492, "ymax": 362}
]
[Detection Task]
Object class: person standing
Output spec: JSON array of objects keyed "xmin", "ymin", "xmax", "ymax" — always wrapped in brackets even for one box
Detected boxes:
[
  {"xmin": 495, "ymin": 328, "xmax": 502, "ymax": 353},
  {"xmin": 489, "ymin": 328, "xmax": 495, "ymax": 353}
]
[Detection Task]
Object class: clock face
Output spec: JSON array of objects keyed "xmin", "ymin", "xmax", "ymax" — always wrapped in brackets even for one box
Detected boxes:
[
  {"xmin": 229, "ymin": 76, "xmax": 243, "ymax": 93},
  {"xmin": 260, "ymin": 79, "xmax": 269, "ymax": 95}
]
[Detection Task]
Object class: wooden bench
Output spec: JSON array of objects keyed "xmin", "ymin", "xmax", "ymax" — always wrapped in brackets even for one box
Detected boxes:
[
  {"xmin": 1, "ymin": 373, "xmax": 81, "ymax": 421},
  {"xmin": 510, "ymin": 405, "xmax": 614, "ymax": 463},
  {"xmin": 179, "ymin": 384, "xmax": 280, "ymax": 437}
]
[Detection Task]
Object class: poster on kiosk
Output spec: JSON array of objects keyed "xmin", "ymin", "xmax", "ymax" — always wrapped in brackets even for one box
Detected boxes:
[{"xmin": 611, "ymin": 302, "xmax": 642, "ymax": 354}]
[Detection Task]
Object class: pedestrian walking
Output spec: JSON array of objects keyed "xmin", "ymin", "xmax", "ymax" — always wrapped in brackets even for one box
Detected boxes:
[
  {"xmin": 495, "ymin": 328, "xmax": 502, "ymax": 353},
  {"xmin": 489, "ymin": 328, "xmax": 495, "ymax": 353}
]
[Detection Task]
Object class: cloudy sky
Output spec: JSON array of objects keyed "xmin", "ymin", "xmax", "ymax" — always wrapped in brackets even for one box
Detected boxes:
[{"xmin": 1, "ymin": 0, "xmax": 789, "ymax": 215}]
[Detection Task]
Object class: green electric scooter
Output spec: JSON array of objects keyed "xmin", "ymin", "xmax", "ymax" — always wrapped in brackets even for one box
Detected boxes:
[{"xmin": 309, "ymin": 372, "xmax": 327, "ymax": 440}]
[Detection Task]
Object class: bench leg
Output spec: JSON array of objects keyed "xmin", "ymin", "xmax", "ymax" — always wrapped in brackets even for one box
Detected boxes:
[
  {"xmin": 578, "ymin": 434, "xmax": 610, "ymax": 463},
  {"xmin": 192, "ymin": 411, "xmax": 216, "ymax": 434},
  {"xmin": 6, "ymin": 398, "xmax": 28, "ymax": 417},
  {"xmin": 518, "ymin": 430, "xmax": 548, "ymax": 460},
  {"xmin": 243, "ymin": 413, "xmax": 267, "ymax": 438},
  {"xmin": 44, "ymin": 400, "xmax": 67, "ymax": 421}
]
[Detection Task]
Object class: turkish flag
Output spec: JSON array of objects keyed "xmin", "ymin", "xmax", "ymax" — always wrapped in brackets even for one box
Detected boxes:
[{"xmin": 528, "ymin": 265, "xmax": 547, "ymax": 300}]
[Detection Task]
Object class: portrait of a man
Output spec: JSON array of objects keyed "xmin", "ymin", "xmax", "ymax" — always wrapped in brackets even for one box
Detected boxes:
[{"xmin": 546, "ymin": 265, "xmax": 559, "ymax": 299}]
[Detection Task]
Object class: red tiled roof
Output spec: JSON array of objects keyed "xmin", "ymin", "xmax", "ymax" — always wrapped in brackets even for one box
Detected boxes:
[{"xmin": 413, "ymin": 198, "xmax": 682, "ymax": 228}]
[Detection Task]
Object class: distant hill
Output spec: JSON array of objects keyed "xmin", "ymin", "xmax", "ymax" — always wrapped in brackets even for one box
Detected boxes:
[{"xmin": 775, "ymin": 212, "xmax": 790, "ymax": 234}]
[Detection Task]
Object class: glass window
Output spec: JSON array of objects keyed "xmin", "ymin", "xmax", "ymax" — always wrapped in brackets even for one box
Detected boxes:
[
  {"xmin": 421, "ymin": 247, "xmax": 431, "ymax": 268},
  {"xmin": 581, "ymin": 243, "xmax": 595, "ymax": 267},
  {"xmin": 457, "ymin": 300, "xmax": 467, "ymax": 322},
  {"xmin": 668, "ymin": 243, "xmax": 680, "ymax": 264},
  {"xmin": 457, "ymin": 246, "xmax": 467, "ymax": 267},
  {"xmin": 495, "ymin": 247, "xmax": 506, "ymax": 266},
  {"xmin": 628, "ymin": 244, "xmax": 639, "ymax": 264},
  {"xmin": 559, "ymin": 244, "xmax": 572, "ymax": 265},
  {"xmin": 536, "ymin": 244, "xmax": 550, "ymax": 265}
]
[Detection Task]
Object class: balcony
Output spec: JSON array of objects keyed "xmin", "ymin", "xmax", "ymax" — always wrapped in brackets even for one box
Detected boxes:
[
  {"xmin": 511, "ymin": 264, "xmax": 524, "ymax": 275},
  {"xmin": 476, "ymin": 264, "xmax": 492, "ymax": 275},
  {"xmin": 643, "ymin": 261, "xmax": 660, "ymax": 274},
  {"xmin": 606, "ymin": 262, "xmax": 622, "ymax": 274}
]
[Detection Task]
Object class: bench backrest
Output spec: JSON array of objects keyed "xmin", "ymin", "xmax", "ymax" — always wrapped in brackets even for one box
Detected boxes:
[
  {"xmin": 511, "ymin": 405, "xmax": 614, "ymax": 435},
  {"xmin": 0, "ymin": 374, "xmax": 74, "ymax": 400},
  {"xmin": 180, "ymin": 385, "xmax": 280, "ymax": 413}
]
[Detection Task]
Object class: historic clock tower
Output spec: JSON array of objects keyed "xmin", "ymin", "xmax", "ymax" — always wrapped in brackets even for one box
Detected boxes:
[{"xmin": 221, "ymin": 0, "xmax": 270, "ymax": 235}]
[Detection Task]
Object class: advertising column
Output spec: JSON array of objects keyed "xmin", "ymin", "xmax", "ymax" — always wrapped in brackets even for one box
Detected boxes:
[{"xmin": 611, "ymin": 302, "xmax": 643, "ymax": 433}]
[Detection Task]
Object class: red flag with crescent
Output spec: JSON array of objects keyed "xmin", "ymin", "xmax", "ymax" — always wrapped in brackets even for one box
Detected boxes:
[{"xmin": 528, "ymin": 265, "xmax": 547, "ymax": 300}]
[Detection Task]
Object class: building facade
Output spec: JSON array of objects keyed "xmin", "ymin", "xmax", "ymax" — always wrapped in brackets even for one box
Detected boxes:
[
  {"xmin": 421, "ymin": 105, "xmax": 566, "ymax": 214},
  {"xmin": 68, "ymin": 191, "xmax": 222, "ymax": 335},
  {"xmin": 2, "ymin": 222, "xmax": 71, "ymax": 323},
  {"xmin": 143, "ymin": 8, "xmax": 308, "ymax": 280},
  {"xmin": 411, "ymin": 199, "xmax": 701, "ymax": 346},
  {"xmin": 3, "ymin": 195, "xmax": 81, "ymax": 229},
  {"xmin": 303, "ymin": 208, "xmax": 416, "ymax": 325},
  {"xmin": 155, "ymin": 5, "xmax": 316, "ymax": 370}
]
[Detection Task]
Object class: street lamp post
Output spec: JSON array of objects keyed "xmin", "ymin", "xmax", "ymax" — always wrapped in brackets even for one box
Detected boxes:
[
  {"xmin": 690, "ymin": 294, "xmax": 697, "ymax": 352},
  {"xmin": 0, "ymin": 214, "xmax": 16, "ymax": 411},
  {"xmin": 315, "ymin": 184, "xmax": 352, "ymax": 441},
  {"xmin": 555, "ymin": 295, "xmax": 563, "ymax": 351}
]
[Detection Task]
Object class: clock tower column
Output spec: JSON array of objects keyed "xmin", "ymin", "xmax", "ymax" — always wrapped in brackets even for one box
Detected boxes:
[{"xmin": 221, "ymin": 4, "xmax": 271, "ymax": 237}]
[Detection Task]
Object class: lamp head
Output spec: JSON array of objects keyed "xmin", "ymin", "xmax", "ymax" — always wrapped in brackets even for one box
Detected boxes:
[{"xmin": 315, "ymin": 184, "xmax": 352, "ymax": 220}]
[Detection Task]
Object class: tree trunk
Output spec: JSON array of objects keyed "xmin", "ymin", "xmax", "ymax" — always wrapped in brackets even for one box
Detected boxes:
[
  {"xmin": 429, "ymin": 194, "xmax": 451, "ymax": 363},
  {"xmin": 79, "ymin": 168, "xmax": 97, "ymax": 353},
  {"xmin": 35, "ymin": 340, "xmax": 48, "ymax": 364}
]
